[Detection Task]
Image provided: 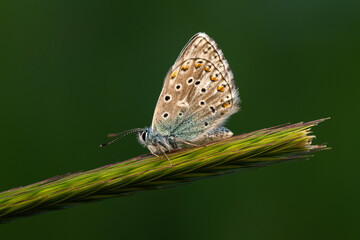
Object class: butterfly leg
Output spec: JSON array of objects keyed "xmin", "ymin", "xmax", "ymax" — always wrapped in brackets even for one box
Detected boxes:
[
  {"xmin": 159, "ymin": 146, "xmax": 173, "ymax": 167},
  {"xmin": 147, "ymin": 146, "xmax": 160, "ymax": 157},
  {"xmin": 146, "ymin": 143, "xmax": 173, "ymax": 167}
]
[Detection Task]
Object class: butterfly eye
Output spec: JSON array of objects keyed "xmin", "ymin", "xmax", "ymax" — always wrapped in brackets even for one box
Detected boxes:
[{"xmin": 141, "ymin": 131, "xmax": 147, "ymax": 142}]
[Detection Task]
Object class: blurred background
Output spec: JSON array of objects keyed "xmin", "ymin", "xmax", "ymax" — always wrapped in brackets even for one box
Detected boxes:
[{"xmin": 0, "ymin": 0, "xmax": 359, "ymax": 239}]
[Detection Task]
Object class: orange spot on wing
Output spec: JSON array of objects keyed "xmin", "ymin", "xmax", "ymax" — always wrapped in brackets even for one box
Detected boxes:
[
  {"xmin": 195, "ymin": 63, "xmax": 202, "ymax": 68},
  {"xmin": 170, "ymin": 71, "xmax": 177, "ymax": 79},
  {"xmin": 222, "ymin": 102, "xmax": 229, "ymax": 108},
  {"xmin": 210, "ymin": 75, "xmax": 218, "ymax": 81},
  {"xmin": 221, "ymin": 110, "xmax": 227, "ymax": 115},
  {"xmin": 217, "ymin": 86, "xmax": 224, "ymax": 92},
  {"xmin": 205, "ymin": 67, "xmax": 210, "ymax": 72},
  {"xmin": 182, "ymin": 65, "xmax": 189, "ymax": 70}
]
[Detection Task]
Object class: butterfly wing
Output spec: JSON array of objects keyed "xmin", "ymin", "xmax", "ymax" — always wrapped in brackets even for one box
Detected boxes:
[{"xmin": 151, "ymin": 33, "xmax": 240, "ymax": 142}]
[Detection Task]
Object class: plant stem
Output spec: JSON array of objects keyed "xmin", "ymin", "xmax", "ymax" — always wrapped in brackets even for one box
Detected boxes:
[{"xmin": 0, "ymin": 119, "xmax": 329, "ymax": 223}]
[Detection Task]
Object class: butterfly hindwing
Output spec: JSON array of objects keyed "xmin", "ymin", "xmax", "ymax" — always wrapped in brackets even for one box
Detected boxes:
[{"xmin": 151, "ymin": 33, "xmax": 240, "ymax": 143}]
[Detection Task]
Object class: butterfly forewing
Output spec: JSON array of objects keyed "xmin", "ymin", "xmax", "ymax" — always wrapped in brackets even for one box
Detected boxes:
[{"xmin": 151, "ymin": 33, "xmax": 240, "ymax": 142}]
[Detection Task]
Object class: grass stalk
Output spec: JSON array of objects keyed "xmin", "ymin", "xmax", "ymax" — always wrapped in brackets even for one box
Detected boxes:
[{"xmin": 0, "ymin": 119, "xmax": 329, "ymax": 223}]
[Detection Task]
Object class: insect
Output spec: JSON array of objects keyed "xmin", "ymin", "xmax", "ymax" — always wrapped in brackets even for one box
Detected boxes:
[{"xmin": 100, "ymin": 33, "xmax": 240, "ymax": 166}]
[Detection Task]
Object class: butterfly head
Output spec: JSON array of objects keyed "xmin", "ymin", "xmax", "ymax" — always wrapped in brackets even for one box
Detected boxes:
[{"xmin": 137, "ymin": 128, "xmax": 176, "ymax": 155}]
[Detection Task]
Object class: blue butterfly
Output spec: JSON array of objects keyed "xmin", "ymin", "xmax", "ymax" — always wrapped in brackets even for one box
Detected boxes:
[{"xmin": 100, "ymin": 33, "xmax": 240, "ymax": 166}]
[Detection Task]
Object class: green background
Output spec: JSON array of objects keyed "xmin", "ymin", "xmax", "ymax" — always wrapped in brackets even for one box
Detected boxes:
[{"xmin": 1, "ymin": 0, "xmax": 359, "ymax": 239}]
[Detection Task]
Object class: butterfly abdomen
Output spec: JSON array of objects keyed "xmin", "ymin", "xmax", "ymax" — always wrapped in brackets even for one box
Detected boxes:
[{"xmin": 192, "ymin": 127, "xmax": 233, "ymax": 145}]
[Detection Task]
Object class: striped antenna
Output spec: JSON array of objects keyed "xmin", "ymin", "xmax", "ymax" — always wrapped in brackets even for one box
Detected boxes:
[{"xmin": 99, "ymin": 128, "xmax": 144, "ymax": 148}]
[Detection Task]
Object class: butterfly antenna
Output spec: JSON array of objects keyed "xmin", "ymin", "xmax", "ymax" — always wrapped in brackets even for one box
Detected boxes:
[{"xmin": 99, "ymin": 128, "xmax": 143, "ymax": 148}]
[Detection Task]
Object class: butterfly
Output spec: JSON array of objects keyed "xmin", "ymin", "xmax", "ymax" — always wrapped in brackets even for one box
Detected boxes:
[{"xmin": 100, "ymin": 33, "xmax": 240, "ymax": 166}]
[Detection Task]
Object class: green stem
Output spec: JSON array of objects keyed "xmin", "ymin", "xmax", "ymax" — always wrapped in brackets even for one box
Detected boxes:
[{"xmin": 0, "ymin": 119, "xmax": 329, "ymax": 223}]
